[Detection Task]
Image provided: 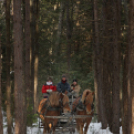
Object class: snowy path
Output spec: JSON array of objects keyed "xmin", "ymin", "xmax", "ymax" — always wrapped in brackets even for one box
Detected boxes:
[
  {"xmin": 26, "ymin": 122, "xmax": 122, "ymax": 134},
  {"xmin": 3, "ymin": 121, "xmax": 122, "ymax": 134},
  {"xmin": 2, "ymin": 110, "xmax": 122, "ymax": 134}
]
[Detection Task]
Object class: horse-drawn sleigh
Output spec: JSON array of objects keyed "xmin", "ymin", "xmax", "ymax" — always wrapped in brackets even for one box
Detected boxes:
[{"xmin": 37, "ymin": 89, "xmax": 95, "ymax": 134}]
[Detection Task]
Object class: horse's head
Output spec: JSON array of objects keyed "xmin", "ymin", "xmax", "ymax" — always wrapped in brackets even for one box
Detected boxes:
[
  {"xmin": 59, "ymin": 93, "xmax": 71, "ymax": 113},
  {"xmin": 48, "ymin": 92, "xmax": 71, "ymax": 113},
  {"xmin": 81, "ymin": 89, "xmax": 94, "ymax": 114}
]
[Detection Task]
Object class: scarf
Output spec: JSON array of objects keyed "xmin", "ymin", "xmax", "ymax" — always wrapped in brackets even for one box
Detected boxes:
[{"xmin": 46, "ymin": 82, "xmax": 53, "ymax": 85}]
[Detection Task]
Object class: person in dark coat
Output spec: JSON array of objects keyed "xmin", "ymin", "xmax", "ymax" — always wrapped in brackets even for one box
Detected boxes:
[{"xmin": 57, "ymin": 74, "xmax": 70, "ymax": 94}]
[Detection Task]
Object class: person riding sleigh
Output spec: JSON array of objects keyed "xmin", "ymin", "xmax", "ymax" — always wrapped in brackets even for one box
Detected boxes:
[
  {"xmin": 71, "ymin": 79, "xmax": 81, "ymax": 97},
  {"xmin": 42, "ymin": 77, "xmax": 57, "ymax": 98},
  {"xmin": 57, "ymin": 74, "xmax": 71, "ymax": 94}
]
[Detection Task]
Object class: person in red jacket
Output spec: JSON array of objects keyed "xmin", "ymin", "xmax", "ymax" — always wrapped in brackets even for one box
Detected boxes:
[{"xmin": 42, "ymin": 77, "xmax": 57, "ymax": 98}]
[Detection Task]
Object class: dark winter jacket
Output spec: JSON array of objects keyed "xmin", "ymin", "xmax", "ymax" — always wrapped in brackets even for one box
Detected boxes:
[{"xmin": 57, "ymin": 81, "xmax": 70, "ymax": 93}]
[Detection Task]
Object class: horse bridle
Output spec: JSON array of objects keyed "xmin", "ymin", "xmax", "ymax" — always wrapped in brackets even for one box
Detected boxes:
[{"xmin": 59, "ymin": 93, "xmax": 70, "ymax": 114}]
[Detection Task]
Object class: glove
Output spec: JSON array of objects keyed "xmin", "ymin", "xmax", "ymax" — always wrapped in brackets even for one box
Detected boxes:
[
  {"xmin": 46, "ymin": 89, "xmax": 52, "ymax": 93},
  {"xmin": 71, "ymin": 90, "xmax": 74, "ymax": 93},
  {"xmin": 70, "ymin": 89, "xmax": 73, "ymax": 92}
]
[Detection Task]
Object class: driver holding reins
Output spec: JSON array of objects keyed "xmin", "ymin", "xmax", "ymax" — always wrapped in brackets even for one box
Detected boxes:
[
  {"xmin": 42, "ymin": 76, "xmax": 57, "ymax": 98},
  {"xmin": 57, "ymin": 74, "xmax": 71, "ymax": 94}
]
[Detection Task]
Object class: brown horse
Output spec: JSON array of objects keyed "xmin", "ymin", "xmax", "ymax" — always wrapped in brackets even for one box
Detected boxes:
[
  {"xmin": 38, "ymin": 98, "xmax": 48, "ymax": 121},
  {"xmin": 38, "ymin": 92, "xmax": 71, "ymax": 134},
  {"xmin": 72, "ymin": 89, "xmax": 94, "ymax": 134}
]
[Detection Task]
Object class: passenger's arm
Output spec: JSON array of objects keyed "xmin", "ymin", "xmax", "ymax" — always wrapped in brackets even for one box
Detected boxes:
[
  {"xmin": 53, "ymin": 85, "xmax": 57, "ymax": 91},
  {"xmin": 67, "ymin": 83, "xmax": 71, "ymax": 92},
  {"xmin": 42, "ymin": 85, "xmax": 46, "ymax": 93},
  {"xmin": 57, "ymin": 83, "xmax": 61, "ymax": 92}
]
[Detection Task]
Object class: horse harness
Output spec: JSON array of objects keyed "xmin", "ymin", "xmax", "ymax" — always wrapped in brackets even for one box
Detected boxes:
[
  {"xmin": 73, "ymin": 95, "xmax": 94, "ymax": 113},
  {"xmin": 40, "ymin": 94, "xmax": 69, "ymax": 116}
]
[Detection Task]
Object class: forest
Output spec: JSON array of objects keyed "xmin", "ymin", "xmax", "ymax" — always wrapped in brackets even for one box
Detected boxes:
[{"xmin": 0, "ymin": 0, "xmax": 134, "ymax": 134}]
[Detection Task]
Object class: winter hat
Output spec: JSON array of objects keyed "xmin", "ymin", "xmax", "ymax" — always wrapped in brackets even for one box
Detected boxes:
[
  {"xmin": 73, "ymin": 79, "xmax": 77, "ymax": 82},
  {"xmin": 47, "ymin": 76, "xmax": 53, "ymax": 82},
  {"xmin": 62, "ymin": 74, "xmax": 66, "ymax": 79}
]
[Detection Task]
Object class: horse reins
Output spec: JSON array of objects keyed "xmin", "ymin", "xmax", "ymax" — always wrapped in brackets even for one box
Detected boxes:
[{"xmin": 40, "ymin": 93, "xmax": 69, "ymax": 116}]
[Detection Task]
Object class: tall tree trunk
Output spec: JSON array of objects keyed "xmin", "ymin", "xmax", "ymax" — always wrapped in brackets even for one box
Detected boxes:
[
  {"xmin": 25, "ymin": 0, "xmax": 31, "ymax": 109},
  {"xmin": 122, "ymin": 39, "xmax": 131, "ymax": 134},
  {"xmin": 93, "ymin": 0, "xmax": 107, "ymax": 128},
  {"xmin": 0, "ymin": 33, "xmax": 3, "ymax": 134},
  {"xmin": 66, "ymin": 0, "xmax": 73, "ymax": 79},
  {"xmin": 122, "ymin": 1, "xmax": 131, "ymax": 133},
  {"xmin": 13, "ymin": 0, "xmax": 25, "ymax": 134},
  {"xmin": 112, "ymin": 0, "xmax": 121, "ymax": 133},
  {"xmin": 5, "ymin": 0, "xmax": 12, "ymax": 133},
  {"xmin": 33, "ymin": 0, "xmax": 39, "ymax": 112},
  {"xmin": 30, "ymin": 0, "xmax": 35, "ymax": 109},
  {"xmin": 31, "ymin": 0, "xmax": 35, "ymax": 111},
  {"xmin": 103, "ymin": 0, "xmax": 113, "ymax": 129},
  {"xmin": 130, "ymin": 0, "xmax": 134, "ymax": 133},
  {"xmin": 22, "ymin": 0, "xmax": 31, "ymax": 131},
  {"xmin": 54, "ymin": 1, "xmax": 65, "ymax": 58}
]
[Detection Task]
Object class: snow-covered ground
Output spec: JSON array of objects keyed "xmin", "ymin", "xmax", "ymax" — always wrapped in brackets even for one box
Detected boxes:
[
  {"xmin": 2, "ymin": 111, "xmax": 122, "ymax": 134},
  {"xmin": 3, "ymin": 120, "xmax": 123, "ymax": 134},
  {"xmin": 27, "ymin": 122, "xmax": 122, "ymax": 134}
]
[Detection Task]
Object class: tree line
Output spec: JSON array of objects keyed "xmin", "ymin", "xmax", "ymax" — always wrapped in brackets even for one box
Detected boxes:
[{"xmin": 0, "ymin": 0, "xmax": 134, "ymax": 134}]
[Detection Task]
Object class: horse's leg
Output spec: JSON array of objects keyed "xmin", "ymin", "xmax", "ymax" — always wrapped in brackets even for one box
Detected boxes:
[
  {"xmin": 84, "ymin": 118, "xmax": 92, "ymax": 134},
  {"xmin": 52, "ymin": 127, "xmax": 55, "ymax": 134},
  {"xmin": 84, "ymin": 123, "xmax": 88, "ymax": 134},
  {"xmin": 76, "ymin": 120, "xmax": 83, "ymax": 134},
  {"xmin": 76, "ymin": 124, "xmax": 80, "ymax": 134},
  {"xmin": 80, "ymin": 123, "xmax": 84, "ymax": 134},
  {"xmin": 48, "ymin": 122, "xmax": 52, "ymax": 133},
  {"xmin": 76, "ymin": 120, "xmax": 80, "ymax": 134},
  {"xmin": 43, "ymin": 127, "xmax": 46, "ymax": 134}
]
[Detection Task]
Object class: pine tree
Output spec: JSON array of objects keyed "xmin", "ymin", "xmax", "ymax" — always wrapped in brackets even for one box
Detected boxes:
[
  {"xmin": 103, "ymin": 0, "xmax": 113, "ymax": 128},
  {"xmin": 24, "ymin": 0, "xmax": 31, "ymax": 128},
  {"xmin": 54, "ymin": 1, "xmax": 65, "ymax": 58},
  {"xmin": 5, "ymin": 0, "xmax": 12, "ymax": 133},
  {"xmin": 13, "ymin": 0, "xmax": 25, "ymax": 133},
  {"xmin": 66, "ymin": 0, "xmax": 73, "ymax": 79},
  {"xmin": 93, "ymin": 0, "xmax": 107, "ymax": 128},
  {"xmin": 0, "ymin": 33, "xmax": 3, "ymax": 134},
  {"xmin": 112, "ymin": 0, "xmax": 121, "ymax": 133},
  {"xmin": 130, "ymin": 0, "xmax": 134, "ymax": 133},
  {"xmin": 33, "ymin": 0, "xmax": 39, "ymax": 112}
]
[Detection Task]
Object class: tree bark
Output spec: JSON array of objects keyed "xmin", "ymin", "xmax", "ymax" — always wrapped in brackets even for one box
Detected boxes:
[
  {"xmin": 33, "ymin": 0, "xmax": 39, "ymax": 112},
  {"xmin": 130, "ymin": 0, "xmax": 134, "ymax": 133},
  {"xmin": 0, "ymin": 33, "xmax": 3, "ymax": 134},
  {"xmin": 25, "ymin": 0, "xmax": 31, "ymax": 107},
  {"xmin": 54, "ymin": 1, "xmax": 65, "ymax": 58},
  {"xmin": 30, "ymin": 0, "xmax": 35, "ymax": 109},
  {"xmin": 66, "ymin": 0, "xmax": 73, "ymax": 79},
  {"xmin": 122, "ymin": 1, "xmax": 131, "ymax": 134},
  {"xmin": 13, "ymin": 0, "xmax": 25, "ymax": 134},
  {"xmin": 112, "ymin": 0, "xmax": 121, "ymax": 133},
  {"xmin": 22, "ymin": 0, "xmax": 31, "ymax": 131},
  {"xmin": 5, "ymin": 0, "xmax": 12, "ymax": 133},
  {"xmin": 103, "ymin": 0, "xmax": 113, "ymax": 129},
  {"xmin": 93, "ymin": 0, "xmax": 107, "ymax": 128},
  {"xmin": 122, "ymin": 40, "xmax": 131, "ymax": 134}
]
